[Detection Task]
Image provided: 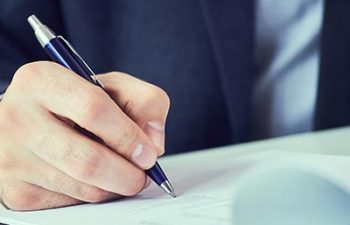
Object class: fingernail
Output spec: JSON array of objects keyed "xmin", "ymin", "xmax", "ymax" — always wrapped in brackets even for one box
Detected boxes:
[
  {"xmin": 132, "ymin": 144, "xmax": 157, "ymax": 169},
  {"xmin": 146, "ymin": 121, "xmax": 165, "ymax": 149}
]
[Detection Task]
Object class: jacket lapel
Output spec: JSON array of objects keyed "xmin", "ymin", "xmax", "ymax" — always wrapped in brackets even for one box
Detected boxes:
[
  {"xmin": 199, "ymin": 0, "xmax": 255, "ymax": 142},
  {"xmin": 315, "ymin": 0, "xmax": 350, "ymax": 129}
]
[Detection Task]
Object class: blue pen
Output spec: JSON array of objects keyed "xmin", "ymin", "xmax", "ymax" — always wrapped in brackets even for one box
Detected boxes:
[{"xmin": 28, "ymin": 15, "xmax": 176, "ymax": 198}]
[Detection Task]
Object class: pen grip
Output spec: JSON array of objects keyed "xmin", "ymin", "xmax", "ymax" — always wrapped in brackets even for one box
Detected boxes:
[{"xmin": 146, "ymin": 162, "xmax": 168, "ymax": 185}]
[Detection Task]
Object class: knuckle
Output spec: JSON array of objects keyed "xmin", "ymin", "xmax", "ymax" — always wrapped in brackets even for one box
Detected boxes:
[
  {"xmin": 107, "ymin": 71, "xmax": 121, "ymax": 78},
  {"xmin": 122, "ymin": 171, "xmax": 146, "ymax": 196},
  {"xmin": 134, "ymin": 85, "xmax": 170, "ymax": 115},
  {"xmin": 115, "ymin": 125, "xmax": 140, "ymax": 156},
  {"xmin": 79, "ymin": 88, "xmax": 108, "ymax": 125},
  {"xmin": 78, "ymin": 185, "xmax": 109, "ymax": 203},
  {"xmin": 158, "ymin": 88, "xmax": 171, "ymax": 108},
  {"xmin": 75, "ymin": 162, "xmax": 98, "ymax": 181},
  {"xmin": 13, "ymin": 63, "xmax": 37, "ymax": 82},
  {"xmin": 2, "ymin": 187, "xmax": 40, "ymax": 211},
  {"xmin": 74, "ymin": 149, "xmax": 101, "ymax": 180},
  {"xmin": 11, "ymin": 62, "xmax": 47, "ymax": 90},
  {"xmin": 148, "ymin": 86, "xmax": 170, "ymax": 108}
]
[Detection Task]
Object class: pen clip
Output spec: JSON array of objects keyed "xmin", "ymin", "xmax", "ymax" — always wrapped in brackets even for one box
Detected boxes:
[{"xmin": 58, "ymin": 36, "xmax": 105, "ymax": 88}]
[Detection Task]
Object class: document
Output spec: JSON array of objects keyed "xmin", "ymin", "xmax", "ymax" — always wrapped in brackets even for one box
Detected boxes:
[{"xmin": 1, "ymin": 150, "xmax": 350, "ymax": 225}]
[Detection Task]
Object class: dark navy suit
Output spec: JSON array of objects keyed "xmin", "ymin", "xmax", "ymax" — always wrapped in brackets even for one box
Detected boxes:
[{"xmin": 0, "ymin": 0, "xmax": 348, "ymax": 154}]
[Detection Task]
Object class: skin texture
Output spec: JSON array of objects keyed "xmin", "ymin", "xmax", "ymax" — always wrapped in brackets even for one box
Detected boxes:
[{"xmin": 0, "ymin": 61, "xmax": 170, "ymax": 211}]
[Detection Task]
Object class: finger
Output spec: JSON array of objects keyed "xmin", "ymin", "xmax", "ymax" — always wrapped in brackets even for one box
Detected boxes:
[
  {"xmin": 24, "ymin": 111, "xmax": 148, "ymax": 196},
  {"xmin": 98, "ymin": 72, "xmax": 170, "ymax": 153},
  {"xmin": 20, "ymin": 150, "xmax": 122, "ymax": 202},
  {"xmin": 20, "ymin": 61, "xmax": 160, "ymax": 169},
  {"xmin": 1, "ymin": 181, "xmax": 81, "ymax": 211},
  {"xmin": 0, "ymin": 134, "xmax": 122, "ymax": 201}
]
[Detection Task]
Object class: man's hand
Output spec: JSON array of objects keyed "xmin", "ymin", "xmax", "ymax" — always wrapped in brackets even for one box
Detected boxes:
[{"xmin": 0, "ymin": 61, "xmax": 170, "ymax": 211}]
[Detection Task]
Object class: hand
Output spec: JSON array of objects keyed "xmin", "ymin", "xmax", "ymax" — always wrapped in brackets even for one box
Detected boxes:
[{"xmin": 0, "ymin": 61, "xmax": 170, "ymax": 211}]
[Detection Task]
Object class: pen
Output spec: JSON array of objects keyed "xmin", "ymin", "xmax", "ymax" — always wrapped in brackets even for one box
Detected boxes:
[{"xmin": 27, "ymin": 14, "xmax": 176, "ymax": 198}]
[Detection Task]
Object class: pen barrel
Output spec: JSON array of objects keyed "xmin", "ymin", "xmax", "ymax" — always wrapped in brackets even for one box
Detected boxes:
[{"xmin": 44, "ymin": 37, "xmax": 96, "ymax": 83}]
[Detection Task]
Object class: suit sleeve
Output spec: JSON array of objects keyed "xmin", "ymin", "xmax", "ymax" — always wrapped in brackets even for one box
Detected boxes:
[
  {"xmin": 0, "ymin": 29, "xmax": 29, "ymax": 93},
  {"xmin": 0, "ymin": 0, "xmax": 65, "ymax": 93}
]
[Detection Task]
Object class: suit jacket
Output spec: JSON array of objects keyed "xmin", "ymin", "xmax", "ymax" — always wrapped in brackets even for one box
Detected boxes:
[{"xmin": 0, "ymin": 0, "xmax": 348, "ymax": 154}]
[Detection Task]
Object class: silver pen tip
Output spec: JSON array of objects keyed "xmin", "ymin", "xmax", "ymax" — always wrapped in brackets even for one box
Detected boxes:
[
  {"xmin": 27, "ymin": 15, "xmax": 43, "ymax": 31},
  {"xmin": 170, "ymin": 191, "xmax": 177, "ymax": 198},
  {"xmin": 160, "ymin": 180, "xmax": 177, "ymax": 198}
]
